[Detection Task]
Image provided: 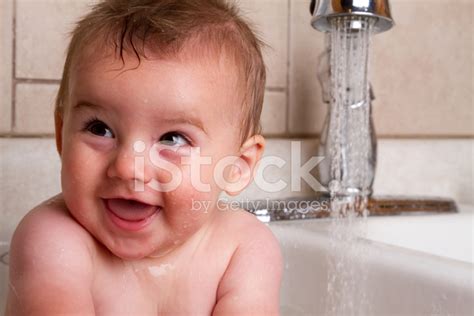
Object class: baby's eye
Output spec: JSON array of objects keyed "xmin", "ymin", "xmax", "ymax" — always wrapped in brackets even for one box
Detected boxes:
[
  {"xmin": 84, "ymin": 119, "xmax": 114, "ymax": 138},
  {"xmin": 159, "ymin": 132, "xmax": 189, "ymax": 147}
]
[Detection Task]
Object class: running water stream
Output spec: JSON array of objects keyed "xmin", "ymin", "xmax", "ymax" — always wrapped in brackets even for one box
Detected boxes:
[
  {"xmin": 325, "ymin": 16, "xmax": 375, "ymax": 316},
  {"xmin": 327, "ymin": 15, "xmax": 375, "ymax": 214}
]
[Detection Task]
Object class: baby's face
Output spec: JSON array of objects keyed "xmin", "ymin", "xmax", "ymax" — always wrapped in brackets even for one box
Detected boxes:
[{"xmin": 59, "ymin": 48, "xmax": 244, "ymax": 259}]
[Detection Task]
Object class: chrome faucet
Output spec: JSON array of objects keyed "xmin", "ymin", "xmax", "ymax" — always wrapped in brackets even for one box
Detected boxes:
[
  {"xmin": 245, "ymin": 2, "xmax": 455, "ymax": 221},
  {"xmin": 310, "ymin": 0, "xmax": 393, "ymax": 33},
  {"xmin": 310, "ymin": 0, "xmax": 394, "ymax": 214}
]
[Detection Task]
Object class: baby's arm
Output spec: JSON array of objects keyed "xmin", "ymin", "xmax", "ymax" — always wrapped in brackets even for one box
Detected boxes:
[
  {"xmin": 212, "ymin": 220, "xmax": 283, "ymax": 316},
  {"xmin": 5, "ymin": 200, "xmax": 95, "ymax": 315}
]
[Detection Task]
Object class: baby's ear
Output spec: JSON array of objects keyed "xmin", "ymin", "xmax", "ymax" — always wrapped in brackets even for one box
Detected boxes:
[
  {"xmin": 224, "ymin": 135, "xmax": 265, "ymax": 196},
  {"xmin": 54, "ymin": 108, "xmax": 63, "ymax": 155}
]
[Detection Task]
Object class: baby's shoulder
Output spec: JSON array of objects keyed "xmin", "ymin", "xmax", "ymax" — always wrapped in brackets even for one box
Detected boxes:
[
  {"xmin": 14, "ymin": 194, "xmax": 94, "ymax": 243},
  {"xmin": 211, "ymin": 206, "xmax": 283, "ymax": 314},
  {"xmin": 213, "ymin": 206, "xmax": 280, "ymax": 252},
  {"xmin": 7, "ymin": 195, "xmax": 96, "ymax": 314},
  {"xmin": 10, "ymin": 194, "xmax": 95, "ymax": 272}
]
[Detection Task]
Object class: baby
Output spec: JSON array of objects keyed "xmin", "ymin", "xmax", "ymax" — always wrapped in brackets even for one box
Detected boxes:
[{"xmin": 6, "ymin": 0, "xmax": 282, "ymax": 315}]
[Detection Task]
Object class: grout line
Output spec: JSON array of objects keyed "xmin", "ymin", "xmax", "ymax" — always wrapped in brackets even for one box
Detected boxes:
[
  {"xmin": 264, "ymin": 134, "xmax": 474, "ymax": 140},
  {"xmin": 11, "ymin": 0, "xmax": 16, "ymax": 133},
  {"xmin": 285, "ymin": 0, "xmax": 291, "ymax": 136},
  {"xmin": 265, "ymin": 86, "xmax": 286, "ymax": 92},
  {"xmin": 0, "ymin": 133, "xmax": 472, "ymax": 140},
  {"xmin": 0, "ymin": 133, "xmax": 55, "ymax": 138},
  {"xmin": 15, "ymin": 78, "xmax": 61, "ymax": 84},
  {"xmin": 374, "ymin": 135, "xmax": 474, "ymax": 140}
]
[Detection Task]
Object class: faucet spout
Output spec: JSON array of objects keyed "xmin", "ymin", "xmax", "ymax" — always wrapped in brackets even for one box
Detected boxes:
[{"xmin": 310, "ymin": 0, "xmax": 394, "ymax": 33}]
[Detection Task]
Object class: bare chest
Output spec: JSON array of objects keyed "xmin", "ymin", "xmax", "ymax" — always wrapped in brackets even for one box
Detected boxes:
[{"xmin": 90, "ymin": 258, "xmax": 225, "ymax": 315}]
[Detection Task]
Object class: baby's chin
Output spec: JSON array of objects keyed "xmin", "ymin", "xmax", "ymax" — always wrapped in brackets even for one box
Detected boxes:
[
  {"xmin": 99, "ymin": 231, "xmax": 190, "ymax": 261},
  {"xmin": 110, "ymin": 245, "xmax": 152, "ymax": 260},
  {"xmin": 104, "ymin": 241, "xmax": 171, "ymax": 261}
]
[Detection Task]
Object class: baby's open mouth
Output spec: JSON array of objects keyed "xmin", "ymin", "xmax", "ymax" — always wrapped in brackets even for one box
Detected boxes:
[{"xmin": 104, "ymin": 198, "xmax": 160, "ymax": 231}]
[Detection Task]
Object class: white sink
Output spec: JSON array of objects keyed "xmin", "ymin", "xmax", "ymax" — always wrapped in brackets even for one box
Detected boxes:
[{"xmin": 270, "ymin": 205, "xmax": 474, "ymax": 315}]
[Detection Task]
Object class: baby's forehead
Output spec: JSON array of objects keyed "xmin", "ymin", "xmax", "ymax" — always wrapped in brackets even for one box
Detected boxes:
[
  {"xmin": 74, "ymin": 37, "xmax": 241, "ymax": 78},
  {"xmin": 72, "ymin": 39, "xmax": 245, "ymax": 104},
  {"xmin": 70, "ymin": 40, "xmax": 245, "ymax": 120}
]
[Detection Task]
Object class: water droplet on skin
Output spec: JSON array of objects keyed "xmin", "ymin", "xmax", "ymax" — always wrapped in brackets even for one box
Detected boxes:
[{"xmin": 148, "ymin": 263, "xmax": 175, "ymax": 277}]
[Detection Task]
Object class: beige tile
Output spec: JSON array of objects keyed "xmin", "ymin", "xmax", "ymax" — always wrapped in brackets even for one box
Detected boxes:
[
  {"xmin": 371, "ymin": 0, "xmax": 474, "ymax": 136},
  {"xmin": 225, "ymin": 138, "xmax": 323, "ymax": 201},
  {"xmin": 15, "ymin": 0, "xmax": 289, "ymax": 85},
  {"xmin": 0, "ymin": 138, "xmax": 61, "ymax": 243},
  {"xmin": 288, "ymin": 0, "xmax": 327, "ymax": 135},
  {"xmin": 261, "ymin": 91, "xmax": 287, "ymax": 135},
  {"xmin": 373, "ymin": 139, "xmax": 473, "ymax": 205},
  {"xmin": 0, "ymin": 0, "xmax": 13, "ymax": 133},
  {"xmin": 15, "ymin": 83, "xmax": 58, "ymax": 134},
  {"xmin": 16, "ymin": 0, "xmax": 94, "ymax": 79},
  {"xmin": 238, "ymin": 0, "xmax": 289, "ymax": 88}
]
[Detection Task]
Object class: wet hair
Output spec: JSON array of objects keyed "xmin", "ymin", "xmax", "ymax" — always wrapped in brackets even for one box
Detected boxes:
[{"xmin": 55, "ymin": 0, "xmax": 266, "ymax": 143}]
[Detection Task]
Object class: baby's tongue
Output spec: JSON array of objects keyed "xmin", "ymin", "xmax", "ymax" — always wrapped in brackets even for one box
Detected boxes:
[{"xmin": 107, "ymin": 199, "xmax": 158, "ymax": 221}]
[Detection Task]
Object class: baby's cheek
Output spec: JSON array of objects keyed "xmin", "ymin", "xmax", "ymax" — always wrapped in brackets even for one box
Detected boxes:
[
  {"xmin": 162, "ymin": 186, "xmax": 214, "ymax": 242},
  {"xmin": 158, "ymin": 153, "xmax": 223, "ymax": 229},
  {"xmin": 168, "ymin": 173, "xmax": 217, "ymax": 219},
  {"xmin": 62, "ymin": 146, "xmax": 99, "ymax": 196}
]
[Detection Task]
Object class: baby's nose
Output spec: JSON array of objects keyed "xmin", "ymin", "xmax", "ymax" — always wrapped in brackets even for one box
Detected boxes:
[{"xmin": 106, "ymin": 141, "xmax": 152, "ymax": 184}]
